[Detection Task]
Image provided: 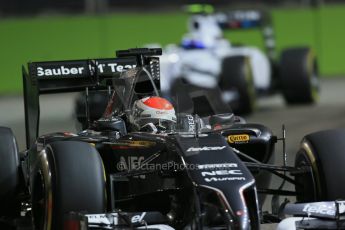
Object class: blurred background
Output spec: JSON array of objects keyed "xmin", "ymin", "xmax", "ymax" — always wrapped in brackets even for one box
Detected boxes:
[
  {"xmin": 0, "ymin": 0, "xmax": 344, "ymax": 93},
  {"xmin": 1, "ymin": 1, "xmax": 345, "ymax": 227}
]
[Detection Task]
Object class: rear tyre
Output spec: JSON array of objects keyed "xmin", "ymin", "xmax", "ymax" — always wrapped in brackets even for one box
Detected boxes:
[
  {"xmin": 0, "ymin": 127, "xmax": 20, "ymax": 216},
  {"xmin": 75, "ymin": 91, "xmax": 109, "ymax": 130},
  {"xmin": 219, "ymin": 56, "xmax": 256, "ymax": 115},
  {"xmin": 295, "ymin": 129, "xmax": 345, "ymax": 202},
  {"xmin": 280, "ymin": 47, "xmax": 319, "ymax": 104},
  {"xmin": 31, "ymin": 141, "xmax": 106, "ymax": 230}
]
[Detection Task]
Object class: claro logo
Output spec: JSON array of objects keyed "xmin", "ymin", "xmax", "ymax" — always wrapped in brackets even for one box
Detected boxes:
[
  {"xmin": 131, "ymin": 212, "xmax": 146, "ymax": 223},
  {"xmin": 228, "ymin": 134, "xmax": 250, "ymax": 144},
  {"xmin": 186, "ymin": 146, "xmax": 226, "ymax": 152}
]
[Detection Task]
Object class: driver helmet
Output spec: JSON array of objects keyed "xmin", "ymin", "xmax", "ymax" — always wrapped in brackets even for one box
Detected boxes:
[
  {"xmin": 131, "ymin": 96, "xmax": 177, "ymax": 132},
  {"xmin": 181, "ymin": 15, "xmax": 222, "ymax": 49}
]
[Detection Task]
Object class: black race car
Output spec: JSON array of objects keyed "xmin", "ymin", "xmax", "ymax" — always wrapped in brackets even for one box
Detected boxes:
[{"xmin": 0, "ymin": 48, "xmax": 345, "ymax": 230}]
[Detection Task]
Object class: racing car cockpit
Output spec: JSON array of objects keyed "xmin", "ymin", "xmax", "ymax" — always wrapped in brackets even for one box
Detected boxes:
[{"xmin": 89, "ymin": 65, "xmax": 176, "ymax": 135}]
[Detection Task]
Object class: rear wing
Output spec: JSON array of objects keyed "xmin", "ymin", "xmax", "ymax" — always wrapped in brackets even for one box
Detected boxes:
[
  {"xmin": 216, "ymin": 9, "xmax": 276, "ymax": 59},
  {"xmin": 23, "ymin": 48, "xmax": 161, "ymax": 149},
  {"xmin": 26, "ymin": 58, "xmax": 137, "ymax": 94},
  {"xmin": 216, "ymin": 10, "xmax": 270, "ymax": 30}
]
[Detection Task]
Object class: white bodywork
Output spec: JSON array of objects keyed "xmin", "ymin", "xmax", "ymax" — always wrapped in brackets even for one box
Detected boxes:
[{"xmin": 158, "ymin": 14, "xmax": 271, "ymax": 94}]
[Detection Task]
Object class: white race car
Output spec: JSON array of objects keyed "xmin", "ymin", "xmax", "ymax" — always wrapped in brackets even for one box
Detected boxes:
[
  {"xmin": 73, "ymin": 8, "xmax": 319, "ymax": 126},
  {"xmin": 158, "ymin": 8, "xmax": 319, "ymax": 114}
]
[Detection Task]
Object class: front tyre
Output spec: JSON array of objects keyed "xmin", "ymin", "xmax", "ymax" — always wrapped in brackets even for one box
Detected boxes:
[
  {"xmin": 280, "ymin": 47, "xmax": 319, "ymax": 104},
  {"xmin": 0, "ymin": 127, "xmax": 20, "ymax": 217},
  {"xmin": 295, "ymin": 129, "xmax": 345, "ymax": 202},
  {"xmin": 75, "ymin": 91, "xmax": 109, "ymax": 130},
  {"xmin": 31, "ymin": 141, "xmax": 106, "ymax": 230}
]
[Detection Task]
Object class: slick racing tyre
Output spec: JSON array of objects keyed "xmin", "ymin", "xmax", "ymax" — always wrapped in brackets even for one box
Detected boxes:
[
  {"xmin": 295, "ymin": 129, "xmax": 345, "ymax": 202},
  {"xmin": 280, "ymin": 47, "xmax": 319, "ymax": 104},
  {"xmin": 31, "ymin": 141, "xmax": 106, "ymax": 230},
  {"xmin": 75, "ymin": 91, "xmax": 109, "ymax": 130},
  {"xmin": 0, "ymin": 127, "xmax": 20, "ymax": 216},
  {"xmin": 219, "ymin": 56, "xmax": 256, "ymax": 115}
]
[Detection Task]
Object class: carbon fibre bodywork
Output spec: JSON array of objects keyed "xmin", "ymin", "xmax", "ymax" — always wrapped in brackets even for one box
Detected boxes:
[{"xmin": 12, "ymin": 48, "xmax": 306, "ymax": 230}]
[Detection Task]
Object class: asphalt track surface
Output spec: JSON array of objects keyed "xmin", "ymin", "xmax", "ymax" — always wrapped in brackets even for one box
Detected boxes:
[{"xmin": 1, "ymin": 77, "xmax": 345, "ymax": 229}]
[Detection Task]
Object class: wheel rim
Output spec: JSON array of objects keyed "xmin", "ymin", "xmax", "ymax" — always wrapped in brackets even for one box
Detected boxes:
[
  {"xmin": 301, "ymin": 141, "xmax": 322, "ymax": 198},
  {"xmin": 32, "ymin": 171, "xmax": 46, "ymax": 230},
  {"xmin": 295, "ymin": 143, "xmax": 321, "ymax": 202},
  {"xmin": 308, "ymin": 52, "xmax": 319, "ymax": 102},
  {"xmin": 32, "ymin": 149, "xmax": 53, "ymax": 230},
  {"xmin": 310, "ymin": 64, "xmax": 319, "ymax": 102}
]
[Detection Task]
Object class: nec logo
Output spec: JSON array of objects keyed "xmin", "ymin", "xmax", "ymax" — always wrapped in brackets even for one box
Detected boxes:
[
  {"xmin": 201, "ymin": 170, "xmax": 243, "ymax": 177},
  {"xmin": 186, "ymin": 146, "xmax": 226, "ymax": 152}
]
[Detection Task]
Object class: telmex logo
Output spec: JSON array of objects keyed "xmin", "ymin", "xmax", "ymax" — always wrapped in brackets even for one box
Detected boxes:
[
  {"xmin": 302, "ymin": 204, "xmax": 335, "ymax": 216},
  {"xmin": 186, "ymin": 146, "xmax": 226, "ymax": 152},
  {"xmin": 228, "ymin": 134, "xmax": 250, "ymax": 144},
  {"xmin": 131, "ymin": 212, "xmax": 146, "ymax": 223}
]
